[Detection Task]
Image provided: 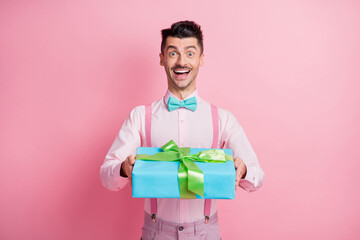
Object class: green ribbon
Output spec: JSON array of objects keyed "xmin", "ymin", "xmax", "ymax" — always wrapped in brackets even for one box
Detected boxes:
[{"xmin": 135, "ymin": 140, "xmax": 233, "ymax": 199}]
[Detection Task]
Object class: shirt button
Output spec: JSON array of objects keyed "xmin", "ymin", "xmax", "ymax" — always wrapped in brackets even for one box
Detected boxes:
[{"xmin": 179, "ymin": 226, "xmax": 184, "ymax": 231}]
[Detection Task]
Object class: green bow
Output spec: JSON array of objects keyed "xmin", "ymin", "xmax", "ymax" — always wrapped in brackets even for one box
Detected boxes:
[{"xmin": 135, "ymin": 140, "xmax": 233, "ymax": 199}]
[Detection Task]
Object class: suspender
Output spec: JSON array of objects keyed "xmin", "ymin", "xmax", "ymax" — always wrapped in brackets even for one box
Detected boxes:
[
  {"xmin": 210, "ymin": 104, "xmax": 219, "ymax": 148},
  {"xmin": 145, "ymin": 103, "xmax": 219, "ymax": 223},
  {"xmin": 204, "ymin": 104, "xmax": 219, "ymax": 223},
  {"xmin": 145, "ymin": 105, "xmax": 157, "ymax": 221},
  {"xmin": 145, "ymin": 105, "xmax": 152, "ymax": 148}
]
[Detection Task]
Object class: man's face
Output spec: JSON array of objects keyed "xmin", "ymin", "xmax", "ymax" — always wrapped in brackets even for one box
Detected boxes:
[{"xmin": 160, "ymin": 37, "xmax": 204, "ymax": 92}]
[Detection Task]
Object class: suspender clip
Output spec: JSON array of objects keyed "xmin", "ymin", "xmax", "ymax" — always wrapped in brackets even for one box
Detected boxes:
[
  {"xmin": 204, "ymin": 215, "xmax": 209, "ymax": 224},
  {"xmin": 151, "ymin": 214, "xmax": 156, "ymax": 222}
]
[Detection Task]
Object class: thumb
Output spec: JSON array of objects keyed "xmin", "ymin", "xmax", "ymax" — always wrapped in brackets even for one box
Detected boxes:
[
  {"xmin": 128, "ymin": 155, "xmax": 136, "ymax": 165},
  {"xmin": 234, "ymin": 158, "xmax": 241, "ymax": 169}
]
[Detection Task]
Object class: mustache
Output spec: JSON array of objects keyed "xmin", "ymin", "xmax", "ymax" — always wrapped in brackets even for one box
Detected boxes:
[{"xmin": 171, "ymin": 65, "xmax": 192, "ymax": 70}]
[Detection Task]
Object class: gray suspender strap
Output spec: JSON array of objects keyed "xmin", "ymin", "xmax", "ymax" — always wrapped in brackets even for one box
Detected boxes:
[{"xmin": 146, "ymin": 103, "xmax": 219, "ymax": 223}]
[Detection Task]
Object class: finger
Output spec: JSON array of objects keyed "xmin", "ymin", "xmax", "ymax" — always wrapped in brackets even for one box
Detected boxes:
[
  {"xmin": 236, "ymin": 166, "xmax": 241, "ymax": 181},
  {"xmin": 129, "ymin": 155, "xmax": 136, "ymax": 165},
  {"xmin": 124, "ymin": 159, "xmax": 132, "ymax": 177},
  {"xmin": 234, "ymin": 158, "xmax": 241, "ymax": 190},
  {"xmin": 236, "ymin": 177, "xmax": 240, "ymax": 186},
  {"xmin": 235, "ymin": 169, "xmax": 241, "ymax": 190},
  {"xmin": 239, "ymin": 162, "xmax": 247, "ymax": 179},
  {"xmin": 235, "ymin": 166, "xmax": 241, "ymax": 190},
  {"xmin": 234, "ymin": 158, "xmax": 241, "ymax": 169},
  {"xmin": 128, "ymin": 165, "xmax": 133, "ymax": 186},
  {"xmin": 128, "ymin": 166, "xmax": 133, "ymax": 179}
]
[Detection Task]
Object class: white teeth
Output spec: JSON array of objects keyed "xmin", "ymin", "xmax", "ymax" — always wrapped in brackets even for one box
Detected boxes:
[{"xmin": 174, "ymin": 70, "xmax": 190, "ymax": 73}]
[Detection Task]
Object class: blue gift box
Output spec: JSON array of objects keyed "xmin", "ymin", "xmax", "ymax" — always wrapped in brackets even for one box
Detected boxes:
[{"xmin": 132, "ymin": 147, "xmax": 235, "ymax": 199}]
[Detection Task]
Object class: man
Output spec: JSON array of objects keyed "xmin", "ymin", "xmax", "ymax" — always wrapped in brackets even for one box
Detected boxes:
[{"xmin": 100, "ymin": 20, "xmax": 265, "ymax": 240}]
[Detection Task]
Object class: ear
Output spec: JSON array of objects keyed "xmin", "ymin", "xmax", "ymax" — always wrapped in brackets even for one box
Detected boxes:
[
  {"xmin": 159, "ymin": 53, "xmax": 164, "ymax": 66},
  {"xmin": 200, "ymin": 53, "xmax": 204, "ymax": 66}
]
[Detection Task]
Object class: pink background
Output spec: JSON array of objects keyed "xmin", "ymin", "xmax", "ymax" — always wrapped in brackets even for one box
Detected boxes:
[{"xmin": 1, "ymin": 0, "xmax": 359, "ymax": 239}]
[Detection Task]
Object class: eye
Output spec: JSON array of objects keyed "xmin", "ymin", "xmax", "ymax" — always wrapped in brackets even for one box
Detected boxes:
[
  {"xmin": 169, "ymin": 51, "xmax": 177, "ymax": 57},
  {"xmin": 187, "ymin": 52, "xmax": 194, "ymax": 57}
]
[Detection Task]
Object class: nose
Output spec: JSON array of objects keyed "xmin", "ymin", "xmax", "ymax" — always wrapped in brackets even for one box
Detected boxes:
[{"xmin": 176, "ymin": 53, "xmax": 186, "ymax": 66}]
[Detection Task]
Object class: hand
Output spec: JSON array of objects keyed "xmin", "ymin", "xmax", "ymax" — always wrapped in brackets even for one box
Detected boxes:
[
  {"xmin": 120, "ymin": 155, "xmax": 136, "ymax": 186},
  {"xmin": 234, "ymin": 157, "xmax": 247, "ymax": 190}
]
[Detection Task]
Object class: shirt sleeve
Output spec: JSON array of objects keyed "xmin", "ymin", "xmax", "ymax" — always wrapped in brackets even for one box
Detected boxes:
[
  {"xmin": 100, "ymin": 106, "xmax": 144, "ymax": 191},
  {"xmin": 219, "ymin": 109, "xmax": 265, "ymax": 192}
]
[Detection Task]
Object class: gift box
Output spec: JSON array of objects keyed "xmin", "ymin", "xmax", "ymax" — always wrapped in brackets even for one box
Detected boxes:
[{"xmin": 132, "ymin": 140, "xmax": 235, "ymax": 199}]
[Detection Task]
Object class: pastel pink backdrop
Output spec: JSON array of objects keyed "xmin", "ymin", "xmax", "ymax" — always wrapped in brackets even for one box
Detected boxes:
[{"xmin": 1, "ymin": 0, "xmax": 359, "ymax": 239}]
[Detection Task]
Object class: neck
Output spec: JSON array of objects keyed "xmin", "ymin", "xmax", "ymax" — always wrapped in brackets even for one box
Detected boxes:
[
  {"xmin": 168, "ymin": 86, "xmax": 196, "ymax": 100},
  {"xmin": 168, "ymin": 80, "xmax": 197, "ymax": 100}
]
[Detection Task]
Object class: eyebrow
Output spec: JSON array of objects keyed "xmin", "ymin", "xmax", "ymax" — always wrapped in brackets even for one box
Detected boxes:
[{"xmin": 166, "ymin": 45, "xmax": 198, "ymax": 51}]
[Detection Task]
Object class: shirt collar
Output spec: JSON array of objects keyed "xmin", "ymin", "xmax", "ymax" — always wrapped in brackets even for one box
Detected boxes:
[{"xmin": 163, "ymin": 89, "xmax": 199, "ymax": 107}]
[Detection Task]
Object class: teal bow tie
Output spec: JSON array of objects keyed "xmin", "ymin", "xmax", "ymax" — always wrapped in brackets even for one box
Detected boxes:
[{"xmin": 167, "ymin": 96, "xmax": 197, "ymax": 112}]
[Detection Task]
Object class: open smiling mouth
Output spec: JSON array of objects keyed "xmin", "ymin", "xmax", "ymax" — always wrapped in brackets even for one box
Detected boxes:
[
  {"xmin": 173, "ymin": 69, "xmax": 191, "ymax": 75},
  {"xmin": 173, "ymin": 69, "xmax": 191, "ymax": 79}
]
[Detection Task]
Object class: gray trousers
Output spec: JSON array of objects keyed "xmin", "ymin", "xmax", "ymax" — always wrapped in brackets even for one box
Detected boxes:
[{"xmin": 141, "ymin": 212, "xmax": 221, "ymax": 240}]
